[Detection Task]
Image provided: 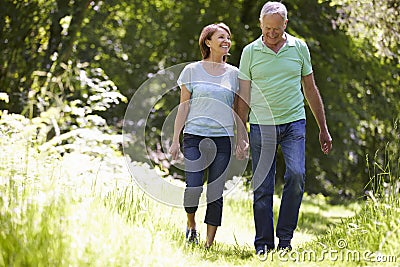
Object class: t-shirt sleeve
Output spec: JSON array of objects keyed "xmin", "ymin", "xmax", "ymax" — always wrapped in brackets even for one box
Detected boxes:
[
  {"xmin": 177, "ymin": 65, "xmax": 193, "ymax": 92},
  {"xmin": 232, "ymin": 67, "xmax": 240, "ymax": 93},
  {"xmin": 238, "ymin": 46, "xmax": 252, "ymax": 81},
  {"xmin": 300, "ymin": 42, "xmax": 313, "ymax": 76}
]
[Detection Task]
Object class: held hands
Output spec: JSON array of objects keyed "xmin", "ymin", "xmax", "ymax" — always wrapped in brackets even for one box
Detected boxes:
[{"xmin": 235, "ymin": 137, "xmax": 249, "ymax": 160}]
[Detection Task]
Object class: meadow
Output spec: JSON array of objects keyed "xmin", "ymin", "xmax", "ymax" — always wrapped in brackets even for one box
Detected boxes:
[{"xmin": 1, "ymin": 113, "xmax": 398, "ymax": 266}]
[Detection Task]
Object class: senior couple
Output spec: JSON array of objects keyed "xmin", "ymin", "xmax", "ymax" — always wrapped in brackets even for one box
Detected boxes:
[{"xmin": 169, "ymin": 1, "xmax": 332, "ymax": 254}]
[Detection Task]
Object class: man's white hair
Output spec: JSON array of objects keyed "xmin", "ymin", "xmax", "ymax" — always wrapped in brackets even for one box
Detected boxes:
[{"xmin": 260, "ymin": 1, "xmax": 287, "ymax": 21}]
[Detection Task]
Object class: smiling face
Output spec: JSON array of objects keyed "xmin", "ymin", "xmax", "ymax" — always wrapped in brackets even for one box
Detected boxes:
[
  {"xmin": 199, "ymin": 23, "xmax": 232, "ymax": 61},
  {"xmin": 206, "ymin": 28, "xmax": 231, "ymax": 57},
  {"xmin": 260, "ymin": 13, "xmax": 287, "ymax": 47}
]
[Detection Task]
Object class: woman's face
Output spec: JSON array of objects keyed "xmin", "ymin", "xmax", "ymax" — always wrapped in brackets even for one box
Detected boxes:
[{"xmin": 206, "ymin": 28, "xmax": 231, "ymax": 56}]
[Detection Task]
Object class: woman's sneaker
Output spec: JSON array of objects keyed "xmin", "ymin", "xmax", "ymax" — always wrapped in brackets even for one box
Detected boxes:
[{"xmin": 186, "ymin": 228, "xmax": 198, "ymax": 245}]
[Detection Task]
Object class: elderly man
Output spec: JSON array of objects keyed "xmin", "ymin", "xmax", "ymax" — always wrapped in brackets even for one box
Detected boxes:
[{"xmin": 236, "ymin": 1, "xmax": 332, "ymax": 255}]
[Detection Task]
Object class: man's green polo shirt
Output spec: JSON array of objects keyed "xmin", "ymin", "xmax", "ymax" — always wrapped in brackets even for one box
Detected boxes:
[{"xmin": 238, "ymin": 33, "xmax": 313, "ymax": 125}]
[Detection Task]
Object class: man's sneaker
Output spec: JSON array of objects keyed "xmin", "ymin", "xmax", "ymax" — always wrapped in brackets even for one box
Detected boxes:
[
  {"xmin": 256, "ymin": 248, "xmax": 265, "ymax": 255},
  {"xmin": 186, "ymin": 228, "xmax": 198, "ymax": 245},
  {"xmin": 256, "ymin": 245, "xmax": 274, "ymax": 255},
  {"xmin": 277, "ymin": 244, "xmax": 292, "ymax": 251}
]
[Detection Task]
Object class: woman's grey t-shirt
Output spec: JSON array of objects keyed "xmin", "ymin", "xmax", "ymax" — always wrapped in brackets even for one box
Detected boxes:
[{"xmin": 177, "ymin": 61, "xmax": 239, "ymax": 137}]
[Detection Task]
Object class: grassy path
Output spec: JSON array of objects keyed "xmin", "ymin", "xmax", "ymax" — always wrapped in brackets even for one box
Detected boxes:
[{"xmin": 165, "ymin": 190, "xmax": 359, "ymax": 266}]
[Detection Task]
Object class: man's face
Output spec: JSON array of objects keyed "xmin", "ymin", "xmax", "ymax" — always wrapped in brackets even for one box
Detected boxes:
[{"xmin": 260, "ymin": 14, "xmax": 287, "ymax": 46}]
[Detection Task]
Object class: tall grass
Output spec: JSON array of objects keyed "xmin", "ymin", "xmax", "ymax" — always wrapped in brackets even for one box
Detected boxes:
[
  {"xmin": 3, "ymin": 112, "xmax": 396, "ymax": 266},
  {"xmin": 0, "ymin": 113, "xmax": 200, "ymax": 266},
  {"xmin": 301, "ymin": 124, "xmax": 400, "ymax": 265},
  {"xmin": 0, "ymin": 114, "xmax": 69, "ymax": 266}
]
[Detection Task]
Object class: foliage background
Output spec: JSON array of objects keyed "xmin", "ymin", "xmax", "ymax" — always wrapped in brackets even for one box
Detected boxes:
[{"xmin": 1, "ymin": 0, "xmax": 399, "ymax": 198}]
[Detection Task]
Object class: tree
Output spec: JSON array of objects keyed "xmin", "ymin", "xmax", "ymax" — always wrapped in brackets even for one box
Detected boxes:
[
  {"xmin": 0, "ymin": 0, "xmax": 126, "ymax": 146},
  {"xmin": 1, "ymin": 0, "xmax": 398, "ymax": 199}
]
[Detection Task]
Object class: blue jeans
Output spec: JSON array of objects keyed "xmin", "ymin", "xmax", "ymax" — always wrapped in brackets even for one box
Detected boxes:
[
  {"xmin": 250, "ymin": 120, "xmax": 306, "ymax": 250},
  {"xmin": 183, "ymin": 134, "xmax": 232, "ymax": 226}
]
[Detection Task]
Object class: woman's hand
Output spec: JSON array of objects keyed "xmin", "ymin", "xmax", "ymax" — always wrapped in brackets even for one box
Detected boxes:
[{"xmin": 169, "ymin": 141, "xmax": 182, "ymax": 160}]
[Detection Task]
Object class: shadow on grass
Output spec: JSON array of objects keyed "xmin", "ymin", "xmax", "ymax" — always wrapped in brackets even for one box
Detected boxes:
[
  {"xmin": 298, "ymin": 210, "xmax": 342, "ymax": 235},
  {"xmin": 298, "ymin": 195, "xmax": 360, "ymax": 235},
  {"xmin": 184, "ymin": 240, "xmax": 256, "ymax": 263},
  {"xmin": 170, "ymin": 225, "xmax": 256, "ymax": 263}
]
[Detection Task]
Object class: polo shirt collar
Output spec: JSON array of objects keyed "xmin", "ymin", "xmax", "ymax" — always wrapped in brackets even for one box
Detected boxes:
[{"xmin": 254, "ymin": 33, "xmax": 296, "ymax": 52}]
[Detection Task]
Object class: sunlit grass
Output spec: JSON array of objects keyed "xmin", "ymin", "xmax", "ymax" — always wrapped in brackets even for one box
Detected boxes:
[
  {"xmin": 0, "ymin": 122, "xmax": 189, "ymax": 266},
  {"xmin": 1, "ymin": 113, "xmax": 398, "ymax": 266}
]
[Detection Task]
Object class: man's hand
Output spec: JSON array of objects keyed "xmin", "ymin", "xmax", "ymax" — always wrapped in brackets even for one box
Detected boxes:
[{"xmin": 320, "ymin": 130, "xmax": 332, "ymax": 154}]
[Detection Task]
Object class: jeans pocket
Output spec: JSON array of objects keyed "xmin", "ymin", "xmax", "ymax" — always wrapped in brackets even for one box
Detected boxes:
[{"xmin": 183, "ymin": 134, "xmax": 201, "ymax": 149}]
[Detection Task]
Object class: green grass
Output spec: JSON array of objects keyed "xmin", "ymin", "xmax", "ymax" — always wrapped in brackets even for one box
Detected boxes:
[
  {"xmin": 300, "ymin": 140, "xmax": 400, "ymax": 266},
  {"xmin": 1, "ymin": 113, "xmax": 399, "ymax": 266}
]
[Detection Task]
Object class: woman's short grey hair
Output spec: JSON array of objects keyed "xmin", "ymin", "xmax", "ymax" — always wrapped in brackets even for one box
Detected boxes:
[{"xmin": 259, "ymin": 1, "xmax": 287, "ymax": 21}]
